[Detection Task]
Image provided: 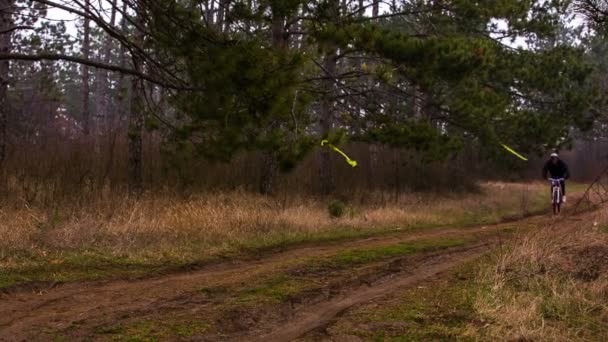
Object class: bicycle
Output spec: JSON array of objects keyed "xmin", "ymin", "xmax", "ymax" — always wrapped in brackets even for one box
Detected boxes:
[{"xmin": 549, "ymin": 178, "xmax": 565, "ymax": 215}]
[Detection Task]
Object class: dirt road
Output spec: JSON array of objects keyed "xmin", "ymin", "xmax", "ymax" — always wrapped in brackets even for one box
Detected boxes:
[{"xmin": 0, "ymin": 214, "xmax": 560, "ymax": 341}]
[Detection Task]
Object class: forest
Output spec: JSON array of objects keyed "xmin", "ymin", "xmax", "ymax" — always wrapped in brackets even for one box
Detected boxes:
[
  {"xmin": 1, "ymin": 0, "xmax": 607, "ymax": 199},
  {"xmin": 3, "ymin": 1, "xmax": 608, "ymax": 341}
]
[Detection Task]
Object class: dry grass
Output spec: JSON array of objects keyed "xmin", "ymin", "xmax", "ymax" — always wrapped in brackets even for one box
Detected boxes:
[
  {"xmin": 475, "ymin": 210, "xmax": 608, "ymax": 341},
  {"xmin": 0, "ymin": 181, "xmax": 550, "ymax": 287},
  {"xmin": 0, "ymin": 182, "xmax": 543, "ymax": 256}
]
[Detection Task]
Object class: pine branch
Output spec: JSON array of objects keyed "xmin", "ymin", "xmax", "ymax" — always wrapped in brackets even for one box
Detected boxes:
[
  {"xmin": 0, "ymin": 53, "xmax": 199, "ymax": 91},
  {"xmin": 0, "ymin": 25, "xmax": 34, "ymax": 34}
]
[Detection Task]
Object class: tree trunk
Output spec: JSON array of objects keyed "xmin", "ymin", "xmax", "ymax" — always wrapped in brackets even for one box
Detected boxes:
[
  {"xmin": 319, "ymin": 49, "xmax": 337, "ymax": 195},
  {"xmin": 217, "ymin": 0, "xmax": 231, "ymax": 32},
  {"xmin": 413, "ymin": 84, "xmax": 424, "ymax": 119},
  {"xmin": 128, "ymin": 10, "xmax": 146, "ymax": 195},
  {"xmin": 318, "ymin": 0, "xmax": 339, "ymax": 196},
  {"xmin": 117, "ymin": 0, "xmax": 128, "ymax": 125},
  {"xmin": 258, "ymin": 5, "xmax": 288, "ymax": 195},
  {"xmin": 373, "ymin": 0, "xmax": 379, "ymax": 17},
  {"xmin": 95, "ymin": 0, "xmax": 118, "ymax": 134},
  {"xmin": 259, "ymin": 152, "xmax": 278, "ymax": 195},
  {"xmin": 245, "ymin": 0, "xmax": 252, "ymax": 32},
  {"xmin": 367, "ymin": 144, "xmax": 378, "ymax": 190},
  {"xmin": 290, "ymin": 13, "xmax": 300, "ymax": 49},
  {"xmin": 128, "ymin": 77, "xmax": 144, "ymax": 194},
  {"xmin": 99, "ymin": 0, "xmax": 122, "ymax": 186},
  {"xmin": 217, "ymin": 0, "xmax": 225, "ymax": 31},
  {"xmin": 205, "ymin": 0, "xmax": 215, "ymax": 26},
  {"xmin": 271, "ymin": 16, "xmax": 286, "ymax": 49},
  {"xmin": 393, "ymin": 149, "xmax": 401, "ymax": 202},
  {"xmin": 0, "ymin": 0, "xmax": 14, "ymax": 173},
  {"xmin": 81, "ymin": 0, "xmax": 91, "ymax": 135}
]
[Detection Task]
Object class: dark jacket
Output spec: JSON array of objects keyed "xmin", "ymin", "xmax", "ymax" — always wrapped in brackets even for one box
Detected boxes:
[{"xmin": 542, "ymin": 159, "xmax": 570, "ymax": 179}]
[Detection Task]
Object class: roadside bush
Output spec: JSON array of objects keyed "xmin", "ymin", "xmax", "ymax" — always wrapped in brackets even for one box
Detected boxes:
[
  {"xmin": 328, "ymin": 200, "xmax": 346, "ymax": 218},
  {"xmin": 475, "ymin": 215, "xmax": 608, "ymax": 341}
]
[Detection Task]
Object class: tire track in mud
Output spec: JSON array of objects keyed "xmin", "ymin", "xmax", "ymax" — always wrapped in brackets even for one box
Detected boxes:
[
  {"xmin": 243, "ymin": 241, "xmax": 494, "ymax": 342},
  {"xmin": 0, "ymin": 215, "xmax": 547, "ymax": 340}
]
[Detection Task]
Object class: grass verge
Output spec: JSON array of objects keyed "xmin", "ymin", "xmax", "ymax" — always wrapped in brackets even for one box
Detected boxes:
[
  {"xmin": 325, "ymin": 261, "xmax": 482, "ymax": 341},
  {"xmin": 233, "ymin": 237, "xmax": 476, "ymax": 305},
  {"xmin": 322, "ymin": 211, "xmax": 608, "ymax": 341},
  {"xmin": 473, "ymin": 212, "xmax": 608, "ymax": 341},
  {"xmin": 83, "ymin": 237, "xmax": 486, "ymax": 341},
  {"xmin": 0, "ymin": 182, "xmax": 566, "ymax": 289},
  {"xmin": 89, "ymin": 317, "xmax": 211, "ymax": 342}
]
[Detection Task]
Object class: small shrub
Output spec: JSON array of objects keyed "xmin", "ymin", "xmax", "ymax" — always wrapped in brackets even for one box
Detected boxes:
[{"xmin": 328, "ymin": 200, "xmax": 346, "ymax": 218}]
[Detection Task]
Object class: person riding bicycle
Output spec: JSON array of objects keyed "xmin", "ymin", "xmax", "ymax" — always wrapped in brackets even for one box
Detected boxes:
[{"xmin": 542, "ymin": 152, "xmax": 570, "ymax": 202}]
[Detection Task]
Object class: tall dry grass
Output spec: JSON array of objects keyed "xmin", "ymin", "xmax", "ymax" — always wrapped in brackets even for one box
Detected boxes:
[
  {"xmin": 0, "ymin": 182, "xmax": 546, "ymax": 266},
  {"xmin": 475, "ymin": 210, "xmax": 608, "ymax": 341}
]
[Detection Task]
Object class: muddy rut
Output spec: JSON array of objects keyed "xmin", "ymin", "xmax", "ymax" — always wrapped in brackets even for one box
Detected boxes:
[
  {"xmin": 0, "ymin": 215, "xmax": 552, "ymax": 341},
  {"xmin": 246, "ymin": 242, "xmax": 492, "ymax": 342}
]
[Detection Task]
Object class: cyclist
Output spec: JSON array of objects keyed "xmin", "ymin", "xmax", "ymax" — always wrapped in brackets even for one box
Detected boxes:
[{"xmin": 542, "ymin": 152, "xmax": 570, "ymax": 202}]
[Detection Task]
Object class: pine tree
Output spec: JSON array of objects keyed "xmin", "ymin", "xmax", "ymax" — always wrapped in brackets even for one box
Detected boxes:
[
  {"xmin": 128, "ymin": 5, "xmax": 147, "ymax": 195},
  {"xmin": 1, "ymin": 0, "xmax": 599, "ymax": 194},
  {"xmin": 0, "ymin": 0, "xmax": 13, "ymax": 172},
  {"xmin": 311, "ymin": 0, "xmax": 595, "ymax": 159}
]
